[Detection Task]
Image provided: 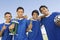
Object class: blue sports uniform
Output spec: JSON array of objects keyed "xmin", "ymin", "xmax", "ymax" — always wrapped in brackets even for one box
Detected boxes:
[
  {"xmin": 41, "ymin": 12, "xmax": 60, "ymax": 40},
  {"xmin": 53, "ymin": 12, "xmax": 60, "ymax": 40},
  {"xmin": 28, "ymin": 19, "xmax": 43, "ymax": 40},
  {"xmin": 0, "ymin": 23, "xmax": 12, "ymax": 40},
  {"xmin": 14, "ymin": 18, "xmax": 28, "ymax": 40}
]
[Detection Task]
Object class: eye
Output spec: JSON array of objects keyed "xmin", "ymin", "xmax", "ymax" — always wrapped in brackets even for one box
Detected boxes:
[{"xmin": 43, "ymin": 8, "xmax": 45, "ymax": 10}]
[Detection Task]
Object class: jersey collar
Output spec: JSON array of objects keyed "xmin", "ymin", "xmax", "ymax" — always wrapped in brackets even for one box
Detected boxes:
[
  {"xmin": 45, "ymin": 13, "xmax": 51, "ymax": 17},
  {"xmin": 16, "ymin": 18, "xmax": 24, "ymax": 20},
  {"xmin": 30, "ymin": 18, "xmax": 38, "ymax": 21}
]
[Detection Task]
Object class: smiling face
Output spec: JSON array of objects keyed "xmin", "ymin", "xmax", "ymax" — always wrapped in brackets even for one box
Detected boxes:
[
  {"xmin": 40, "ymin": 7, "xmax": 49, "ymax": 16},
  {"xmin": 4, "ymin": 14, "xmax": 12, "ymax": 21},
  {"xmin": 32, "ymin": 12, "xmax": 39, "ymax": 20},
  {"xmin": 17, "ymin": 9, "xmax": 24, "ymax": 18}
]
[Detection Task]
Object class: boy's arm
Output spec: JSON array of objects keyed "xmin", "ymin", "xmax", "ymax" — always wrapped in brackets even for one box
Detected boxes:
[
  {"xmin": 0, "ymin": 25, "xmax": 6, "ymax": 37},
  {"xmin": 26, "ymin": 20, "xmax": 32, "ymax": 32},
  {"xmin": 9, "ymin": 24, "xmax": 15, "ymax": 30},
  {"xmin": 38, "ymin": 15, "xmax": 45, "ymax": 20}
]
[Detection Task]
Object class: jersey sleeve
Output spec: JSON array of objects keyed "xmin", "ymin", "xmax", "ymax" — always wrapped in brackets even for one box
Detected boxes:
[
  {"xmin": 26, "ymin": 20, "xmax": 30, "ymax": 29},
  {"xmin": 0, "ymin": 23, "xmax": 4, "ymax": 31}
]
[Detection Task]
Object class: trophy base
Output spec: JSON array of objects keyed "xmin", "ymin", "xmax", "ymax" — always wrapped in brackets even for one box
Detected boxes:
[
  {"xmin": 9, "ymin": 33, "xmax": 14, "ymax": 35},
  {"xmin": 29, "ymin": 30, "xmax": 32, "ymax": 32},
  {"xmin": 9, "ymin": 33, "xmax": 18, "ymax": 36}
]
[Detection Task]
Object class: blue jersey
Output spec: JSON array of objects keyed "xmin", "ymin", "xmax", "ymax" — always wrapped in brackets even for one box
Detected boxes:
[
  {"xmin": 41, "ymin": 12, "xmax": 60, "ymax": 40},
  {"xmin": 53, "ymin": 12, "xmax": 60, "ymax": 40},
  {"xmin": 0, "ymin": 23, "xmax": 12, "ymax": 40},
  {"xmin": 28, "ymin": 20, "xmax": 43, "ymax": 40},
  {"xmin": 14, "ymin": 18, "xmax": 28, "ymax": 40}
]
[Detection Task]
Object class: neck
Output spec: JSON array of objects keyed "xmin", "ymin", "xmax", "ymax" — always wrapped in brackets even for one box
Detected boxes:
[
  {"xmin": 5, "ymin": 20, "xmax": 10, "ymax": 23},
  {"xmin": 17, "ymin": 16, "xmax": 23, "ymax": 19},
  {"xmin": 45, "ymin": 12, "xmax": 50, "ymax": 16},
  {"xmin": 32, "ymin": 18, "xmax": 37, "ymax": 20}
]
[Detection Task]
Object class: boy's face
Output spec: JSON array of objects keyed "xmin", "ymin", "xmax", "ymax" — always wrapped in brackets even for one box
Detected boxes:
[
  {"xmin": 32, "ymin": 12, "xmax": 38, "ymax": 19},
  {"xmin": 4, "ymin": 14, "xmax": 12, "ymax": 20},
  {"xmin": 40, "ymin": 7, "xmax": 49, "ymax": 16},
  {"xmin": 17, "ymin": 9, "xmax": 24, "ymax": 18}
]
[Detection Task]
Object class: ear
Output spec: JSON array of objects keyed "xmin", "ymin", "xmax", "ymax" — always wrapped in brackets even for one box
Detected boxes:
[
  {"xmin": 11, "ymin": 16, "xmax": 12, "ymax": 18},
  {"xmin": 23, "ymin": 11, "xmax": 24, "ymax": 13},
  {"xmin": 16, "ymin": 12, "xmax": 18, "ymax": 14},
  {"xmin": 48, "ymin": 9, "xmax": 49, "ymax": 11},
  {"xmin": 16, "ymin": 16, "xmax": 18, "ymax": 18}
]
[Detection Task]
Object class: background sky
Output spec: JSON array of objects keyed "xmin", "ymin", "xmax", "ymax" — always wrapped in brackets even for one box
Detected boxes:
[{"xmin": 0, "ymin": 0, "xmax": 60, "ymax": 23}]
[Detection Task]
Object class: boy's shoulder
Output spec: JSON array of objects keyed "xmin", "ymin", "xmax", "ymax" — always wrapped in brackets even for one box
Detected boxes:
[
  {"xmin": 52, "ymin": 12, "xmax": 60, "ymax": 16},
  {"xmin": 0, "ymin": 23, "xmax": 4, "ymax": 27}
]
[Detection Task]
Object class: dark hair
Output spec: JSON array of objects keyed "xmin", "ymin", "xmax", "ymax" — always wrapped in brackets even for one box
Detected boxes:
[
  {"xmin": 4, "ymin": 12, "xmax": 12, "ymax": 16},
  {"xmin": 16, "ymin": 7, "xmax": 24, "ymax": 12},
  {"xmin": 32, "ymin": 10, "xmax": 39, "ymax": 16},
  {"xmin": 39, "ymin": 5, "xmax": 48, "ymax": 13}
]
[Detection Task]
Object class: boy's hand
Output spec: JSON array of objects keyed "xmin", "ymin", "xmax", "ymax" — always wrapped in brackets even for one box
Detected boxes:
[
  {"xmin": 23, "ymin": 15, "xmax": 28, "ymax": 19},
  {"xmin": 28, "ymin": 23, "xmax": 32, "ymax": 30},
  {"xmin": 9, "ymin": 24, "xmax": 15, "ymax": 30},
  {"xmin": 2, "ymin": 25, "xmax": 6, "ymax": 31}
]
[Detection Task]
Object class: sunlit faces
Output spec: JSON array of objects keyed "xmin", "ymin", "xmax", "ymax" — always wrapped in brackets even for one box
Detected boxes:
[
  {"xmin": 17, "ymin": 9, "xmax": 24, "ymax": 18},
  {"xmin": 32, "ymin": 12, "xmax": 39, "ymax": 20},
  {"xmin": 4, "ymin": 14, "xmax": 12, "ymax": 20},
  {"xmin": 40, "ymin": 7, "xmax": 49, "ymax": 16}
]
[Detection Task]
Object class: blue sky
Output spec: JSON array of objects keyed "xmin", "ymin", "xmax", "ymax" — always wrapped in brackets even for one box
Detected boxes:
[{"xmin": 0, "ymin": 0, "xmax": 60, "ymax": 23}]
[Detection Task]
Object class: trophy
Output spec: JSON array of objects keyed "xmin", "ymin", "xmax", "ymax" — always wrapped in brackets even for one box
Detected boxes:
[
  {"xmin": 28, "ymin": 18, "xmax": 33, "ymax": 32},
  {"xmin": 9, "ymin": 19, "xmax": 19, "ymax": 35}
]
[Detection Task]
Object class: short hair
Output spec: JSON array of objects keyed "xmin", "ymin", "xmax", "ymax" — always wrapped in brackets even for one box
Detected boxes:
[
  {"xmin": 16, "ymin": 7, "xmax": 24, "ymax": 12},
  {"xmin": 39, "ymin": 5, "xmax": 48, "ymax": 13},
  {"xmin": 32, "ymin": 10, "xmax": 39, "ymax": 16},
  {"xmin": 4, "ymin": 12, "xmax": 12, "ymax": 16}
]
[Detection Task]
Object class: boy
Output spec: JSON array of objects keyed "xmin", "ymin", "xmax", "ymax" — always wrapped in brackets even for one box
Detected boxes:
[
  {"xmin": 28, "ymin": 10, "xmax": 43, "ymax": 40},
  {"xmin": 0, "ymin": 12, "xmax": 12, "ymax": 40},
  {"xmin": 39, "ymin": 5, "xmax": 60, "ymax": 40},
  {"xmin": 9, "ymin": 7, "xmax": 28, "ymax": 40}
]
